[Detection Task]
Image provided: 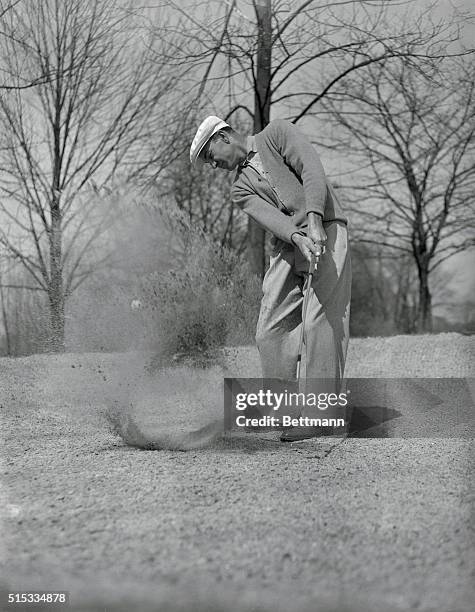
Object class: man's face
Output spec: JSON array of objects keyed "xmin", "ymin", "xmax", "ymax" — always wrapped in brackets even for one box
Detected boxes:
[{"xmin": 201, "ymin": 131, "xmax": 240, "ymax": 171}]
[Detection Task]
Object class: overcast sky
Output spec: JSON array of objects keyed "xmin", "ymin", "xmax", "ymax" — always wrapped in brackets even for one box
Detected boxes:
[{"xmin": 433, "ymin": 0, "xmax": 474, "ymax": 44}]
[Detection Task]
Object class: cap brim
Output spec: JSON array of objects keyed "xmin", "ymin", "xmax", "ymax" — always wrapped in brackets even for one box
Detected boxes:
[
  {"xmin": 192, "ymin": 141, "xmax": 208, "ymax": 167},
  {"xmin": 190, "ymin": 119, "xmax": 230, "ymax": 167}
]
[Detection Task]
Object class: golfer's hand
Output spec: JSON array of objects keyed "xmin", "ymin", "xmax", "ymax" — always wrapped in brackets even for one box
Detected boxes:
[
  {"xmin": 307, "ymin": 212, "xmax": 327, "ymax": 255},
  {"xmin": 292, "ymin": 233, "xmax": 321, "ymax": 267}
]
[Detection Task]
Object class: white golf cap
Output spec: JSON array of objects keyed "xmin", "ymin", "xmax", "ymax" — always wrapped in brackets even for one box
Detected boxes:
[{"xmin": 190, "ymin": 115, "xmax": 230, "ymax": 166}]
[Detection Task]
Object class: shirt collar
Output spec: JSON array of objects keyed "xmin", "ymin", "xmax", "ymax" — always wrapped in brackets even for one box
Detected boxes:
[
  {"xmin": 239, "ymin": 135, "xmax": 257, "ymax": 169},
  {"xmin": 247, "ymin": 135, "xmax": 257, "ymax": 154}
]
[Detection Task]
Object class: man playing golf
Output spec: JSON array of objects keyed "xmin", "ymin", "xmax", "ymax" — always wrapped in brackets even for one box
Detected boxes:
[{"xmin": 190, "ymin": 116, "xmax": 351, "ymax": 441}]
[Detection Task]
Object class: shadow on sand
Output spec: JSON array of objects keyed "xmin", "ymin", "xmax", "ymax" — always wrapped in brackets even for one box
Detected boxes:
[{"xmin": 346, "ymin": 406, "xmax": 403, "ymax": 438}]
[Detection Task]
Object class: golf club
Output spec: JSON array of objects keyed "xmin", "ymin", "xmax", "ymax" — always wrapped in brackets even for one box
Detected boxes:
[{"xmin": 296, "ymin": 252, "xmax": 318, "ymax": 382}]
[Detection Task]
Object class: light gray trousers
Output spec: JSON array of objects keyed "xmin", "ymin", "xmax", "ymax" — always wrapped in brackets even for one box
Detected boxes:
[{"xmin": 256, "ymin": 221, "xmax": 351, "ymax": 389}]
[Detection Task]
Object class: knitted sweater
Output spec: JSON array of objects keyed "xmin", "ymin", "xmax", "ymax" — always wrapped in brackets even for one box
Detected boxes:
[{"xmin": 232, "ymin": 119, "xmax": 347, "ymax": 243}]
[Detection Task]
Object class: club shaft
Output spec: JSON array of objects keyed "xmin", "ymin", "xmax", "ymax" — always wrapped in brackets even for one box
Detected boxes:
[{"xmin": 296, "ymin": 254, "xmax": 318, "ymax": 381}]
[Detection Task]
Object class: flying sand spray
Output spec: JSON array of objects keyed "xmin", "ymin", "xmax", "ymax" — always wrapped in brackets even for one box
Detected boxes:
[{"xmin": 109, "ymin": 255, "xmax": 319, "ymax": 451}]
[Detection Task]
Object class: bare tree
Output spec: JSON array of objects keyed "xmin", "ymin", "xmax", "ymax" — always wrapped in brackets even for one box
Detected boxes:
[
  {"xmin": 0, "ymin": 252, "xmax": 51, "ymax": 355},
  {"xmin": 159, "ymin": 152, "xmax": 247, "ymax": 253},
  {"xmin": 320, "ymin": 55, "xmax": 475, "ymax": 332},
  {"xmin": 0, "ymin": 254, "xmax": 12, "ymax": 354},
  {"xmin": 0, "ymin": 0, "xmax": 70, "ymax": 90},
  {"xmin": 349, "ymin": 243, "xmax": 418, "ymax": 335},
  {"xmin": 0, "ymin": 0, "xmax": 184, "ymax": 350},
  {"xmin": 156, "ymin": 0, "xmax": 469, "ymax": 277}
]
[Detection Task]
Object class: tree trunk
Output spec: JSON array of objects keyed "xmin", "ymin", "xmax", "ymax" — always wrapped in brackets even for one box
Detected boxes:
[
  {"xmin": 249, "ymin": 0, "xmax": 272, "ymax": 279},
  {"xmin": 48, "ymin": 287, "xmax": 65, "ymax": 351},
  {"xmin": 417, "ymin": 266, "xmax": 432, "ymax": 332},
  {"xmin": 0, "ymin": 280, "xmax": 11, "ymax": 355},
  {"xmin": 48, "ymin": 199, "xmax": 65, "ymax": 352}
]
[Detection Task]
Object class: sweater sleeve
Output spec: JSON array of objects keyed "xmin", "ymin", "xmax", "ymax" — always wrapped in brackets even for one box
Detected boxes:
[
  {"xmin": 268, "ymin": 119, "xmax": 327, "ymax": 217},
  {"xmin": 232, "ymin": 185, "xmax": 300, "ymax": 244}
]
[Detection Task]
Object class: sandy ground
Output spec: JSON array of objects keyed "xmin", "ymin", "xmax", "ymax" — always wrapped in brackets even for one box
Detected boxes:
[{"xmin": 1, "ymin": 333, "xmax": 474, "ymax": 612}]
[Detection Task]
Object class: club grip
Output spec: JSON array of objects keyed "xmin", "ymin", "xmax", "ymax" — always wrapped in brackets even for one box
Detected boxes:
[{"xmin": 309, "ymin": 253, "xmax": 318, "ymax": 274}]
